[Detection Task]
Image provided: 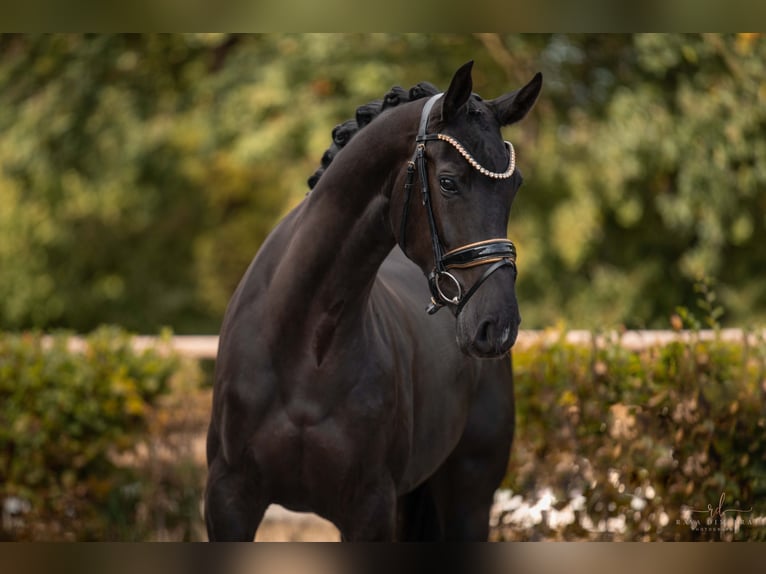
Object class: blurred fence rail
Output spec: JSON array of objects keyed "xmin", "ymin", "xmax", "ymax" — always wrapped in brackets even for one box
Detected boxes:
[
  {"xmin": 40, "ymin": 329, "xmax": 766, "ymax": 360},
  {"xmin": 515, "ymin": 328, "xmax": 766, "ymax": 350}
]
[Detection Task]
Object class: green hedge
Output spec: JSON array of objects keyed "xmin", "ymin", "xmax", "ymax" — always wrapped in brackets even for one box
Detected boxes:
[
  {"xmin": 496, "ymin": 328, "xmax": 766, "ymax": 541},
  {"xmin": 3, "ymin": 325, "xmax": 765, "ymax": 541},
  {"xmin": 0, "ymin": 327, "xmax": 203, "ymax": 541}
]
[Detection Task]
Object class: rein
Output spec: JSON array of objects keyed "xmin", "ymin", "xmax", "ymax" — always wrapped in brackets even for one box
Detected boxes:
[{"xmin": 401, "ymin": 94, "xmax": 518, "ymax": 316}]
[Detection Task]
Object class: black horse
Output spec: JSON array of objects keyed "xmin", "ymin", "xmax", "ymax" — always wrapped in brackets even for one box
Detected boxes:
[{"xmin": 205, "ymin": 61, "xmax": 542, "ymax": 541}]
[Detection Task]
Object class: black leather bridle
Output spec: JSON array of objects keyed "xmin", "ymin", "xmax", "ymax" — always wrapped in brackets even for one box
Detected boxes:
[{"xmin": 400, "ymin": 94, "xmax": 518, "ymax": 316}]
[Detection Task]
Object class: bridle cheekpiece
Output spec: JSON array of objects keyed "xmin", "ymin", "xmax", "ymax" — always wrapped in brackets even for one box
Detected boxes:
[{"xmin": 400, "ymin": 93, "xmax": 519, "ymax": 315}]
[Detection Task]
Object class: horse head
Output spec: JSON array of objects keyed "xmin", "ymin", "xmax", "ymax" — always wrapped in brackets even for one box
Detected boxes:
[{"xmin": 393, "ymin": 61, "xmax": 542, "ymax": 358}]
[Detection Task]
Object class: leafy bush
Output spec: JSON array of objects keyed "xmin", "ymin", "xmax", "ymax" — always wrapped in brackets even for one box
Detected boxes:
[
  {"xmin": 495, "ymin": 326, "xmax": 766, "ymax": 541},
  {"xmin": 0, "ymin": 326, "xmax": 204, "ymax": 540},
  {"xmin": 4, "ymin": 322, "xmax": 764, "ymax": 541}
]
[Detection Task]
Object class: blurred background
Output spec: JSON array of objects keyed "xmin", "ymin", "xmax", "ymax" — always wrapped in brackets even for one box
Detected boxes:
[
  {"xmin": 2, "ymin": 34, "xmax": 765, "ymax": 542},
  {"xmin": 2, "ymin": 33, "xmax": 765, "ymax": 334}
]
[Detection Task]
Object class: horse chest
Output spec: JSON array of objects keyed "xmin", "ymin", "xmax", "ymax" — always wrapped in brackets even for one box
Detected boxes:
[{"xmin": 249, "ymin": 365, "xmax": 408, "ymax": 508}]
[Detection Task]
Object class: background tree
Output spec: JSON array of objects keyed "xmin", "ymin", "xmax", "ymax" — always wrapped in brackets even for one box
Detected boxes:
[
  {"xmin": 1, "ymin": 34, "xmax": 763, "ymax": 333},
  {"xmin": 519, "ymin": 33, "xmax": 766, "ymax": 328}
]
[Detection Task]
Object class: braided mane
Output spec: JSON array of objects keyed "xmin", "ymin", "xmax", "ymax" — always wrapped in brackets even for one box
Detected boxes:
[{"xmin": 307, "ymin": 81, "xmax": 440, "ymax": 190}]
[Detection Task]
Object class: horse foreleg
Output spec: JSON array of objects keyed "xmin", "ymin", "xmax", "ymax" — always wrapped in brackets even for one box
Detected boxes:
[
  {"xmin": 396, "ymin": 481, "xmax": 443, "ymax": 541},
  {"xmin": 425, "ymin": 365, "xmax": 515, "ymax": 541},
  {"xmin": 204, "ymin": 455, "xmax": 267, "ymax": 541},
  {"xmin": 417, "ymin": 443, "xmax": 508, "ymax": 541},
  {"xmin": 337, "ymin": 478, "xmax": 397, "ymax": 542}
]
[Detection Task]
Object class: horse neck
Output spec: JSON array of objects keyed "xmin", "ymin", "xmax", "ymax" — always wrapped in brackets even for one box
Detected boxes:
[{"xmin": 267, "ymin": 107, "xmax": 416, "ymax": 347}]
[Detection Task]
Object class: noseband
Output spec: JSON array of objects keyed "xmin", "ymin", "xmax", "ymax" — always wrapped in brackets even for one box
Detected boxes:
[{"xmin": 400, "ymin": 94, "xmax": 518, "ymax": 315}]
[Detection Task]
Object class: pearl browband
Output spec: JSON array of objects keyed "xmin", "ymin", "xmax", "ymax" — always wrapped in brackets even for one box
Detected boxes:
[{"xmin": 435, "ymin": 134, "xmax": 516, "ymax": 180}]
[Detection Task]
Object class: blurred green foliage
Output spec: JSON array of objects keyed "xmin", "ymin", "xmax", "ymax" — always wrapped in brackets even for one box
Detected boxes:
[
  {"xmin": 0, "ymin": 327, "xmax": 204, "ymax": 540},
  {"xmin": 1, "ymin": 34, "xmax": 765, "ymax": 331},
  {"xmin": 531, "ymin": 33, "xmax": 766, "ymax": 328}
]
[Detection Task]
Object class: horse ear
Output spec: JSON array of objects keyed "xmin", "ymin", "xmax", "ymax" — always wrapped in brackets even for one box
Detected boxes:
[
  {"xmin": 489, "ymin": 72, "xmax": 543, "ymax": 126},
  {"xmin": 441, "ymin": 61, "xmax": 474, "ymax": 122}
]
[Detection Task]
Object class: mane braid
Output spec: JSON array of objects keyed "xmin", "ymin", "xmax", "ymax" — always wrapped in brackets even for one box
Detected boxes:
[{"xmin": 307, "ymin": 81, "xmax": 440, "ymax": 190}]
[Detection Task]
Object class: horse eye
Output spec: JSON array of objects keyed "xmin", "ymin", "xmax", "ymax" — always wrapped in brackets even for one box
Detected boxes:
[{"xmin": 439, "ymin": 177, "xmax": 458, "ymax": 194}]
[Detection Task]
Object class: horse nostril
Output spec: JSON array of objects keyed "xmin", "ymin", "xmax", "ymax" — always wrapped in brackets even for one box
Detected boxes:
[
  {"xmin": 470, "ymin": 317, "xmax": 516, "ymax": 358},
  {"xmin": 473, "ymin": 319, "xmax": 494, "ymax": 352}
]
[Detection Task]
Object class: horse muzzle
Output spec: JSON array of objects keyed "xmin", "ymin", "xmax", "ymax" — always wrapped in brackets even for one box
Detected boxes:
[{"xmin": 453, "ymin": 262, "xmax": 520, "ymax": 358}]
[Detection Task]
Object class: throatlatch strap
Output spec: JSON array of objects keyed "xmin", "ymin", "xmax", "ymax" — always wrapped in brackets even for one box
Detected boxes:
[{"xmin": 400, "ymin": 160, "xmax": 415, "ymax": 250}]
